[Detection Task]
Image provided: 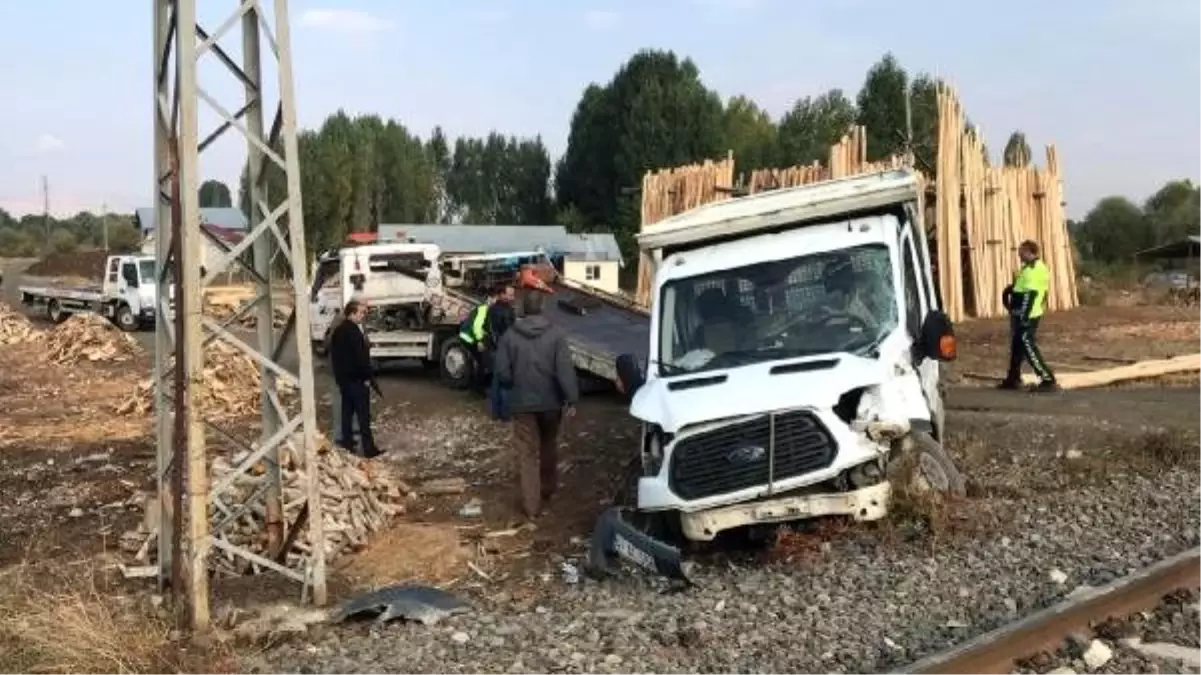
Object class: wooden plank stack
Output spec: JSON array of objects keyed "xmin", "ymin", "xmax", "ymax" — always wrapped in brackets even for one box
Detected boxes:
[
  {"xmin": 43, "ymin": 313, "xmax": 144, "ymax": 365},
  {"xmin": 635, "ymin": 152, "xmax": 736, "ymax": 305},
  {"xmin": 636, "ymin": 85, "xmax": 1078, "ymax": 322},
  {"xmin": 942, "ymin": 84, "xmax": 1078, "ymax": 321}
]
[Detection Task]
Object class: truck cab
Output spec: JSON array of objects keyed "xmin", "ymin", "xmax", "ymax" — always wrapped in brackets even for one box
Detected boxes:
[
  {"xmin": 603, "ymin": 170, "xmax": 962, "ymax": 554},
  {"xmin": 103, "ymin": 254, "xmax": 158, "ymax": 329}
]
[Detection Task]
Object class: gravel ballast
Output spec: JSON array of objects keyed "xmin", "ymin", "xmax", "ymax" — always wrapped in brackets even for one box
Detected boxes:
[{"xmin": 263, "ymin": 397, "xmax": 1200, "ymax": 674}]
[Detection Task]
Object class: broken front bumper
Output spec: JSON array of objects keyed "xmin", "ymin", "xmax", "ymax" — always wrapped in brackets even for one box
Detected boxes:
[
  {"xmin": 586, "ymin": 507, "xmax": 693, "ymax": 585},
  {"xmin": 679, "ymin": 480, "xmax": 891, "ymax": 541}
]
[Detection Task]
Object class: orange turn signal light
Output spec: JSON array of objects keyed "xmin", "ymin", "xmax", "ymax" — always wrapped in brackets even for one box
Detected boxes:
[{"xmin": 938, "ymin": 334, "xmax": 957, "ymax": 361}]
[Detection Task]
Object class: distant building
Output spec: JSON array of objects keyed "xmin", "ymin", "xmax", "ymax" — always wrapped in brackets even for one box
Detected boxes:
[
  {"xmin": 377, "ymin": 224, "xmax": 624, "ymax": 293},
  {"xmin": 135, "ymin": 207, "xmax": 248, "ymax": 280}
]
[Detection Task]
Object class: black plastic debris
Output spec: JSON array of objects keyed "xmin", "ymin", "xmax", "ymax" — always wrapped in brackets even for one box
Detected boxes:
[
  {"xmin": 332, "ymin": 584, "xmax": 471, "ymax": 626},
  {"xmin": 587, "ymin": 507, "xmax": 694, "ymax": 587}
]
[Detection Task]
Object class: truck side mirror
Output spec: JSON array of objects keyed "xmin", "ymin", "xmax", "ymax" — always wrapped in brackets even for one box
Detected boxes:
[
  {"xmin": 615, "ymin": 353, "xmax": 646, "ymax": 400},
  {"xmin": 919, "ymin": 310, "xmax": 957, "ymax": 362}
]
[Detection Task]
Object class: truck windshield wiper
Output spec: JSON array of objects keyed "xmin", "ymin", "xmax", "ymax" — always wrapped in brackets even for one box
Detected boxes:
[{"xmin": 653, "ymin": 360, "xmax": 689, "ymax": 375}]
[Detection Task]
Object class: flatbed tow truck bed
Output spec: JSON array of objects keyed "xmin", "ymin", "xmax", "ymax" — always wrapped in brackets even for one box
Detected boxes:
[{"xmin": 544, "ymin": 279, "xmax": 649, "ymax": 384}]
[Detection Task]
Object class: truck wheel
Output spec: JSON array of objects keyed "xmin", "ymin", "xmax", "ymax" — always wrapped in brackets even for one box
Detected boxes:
[
  {"xmin": 893, "ymin": 431, "xmax": 966, "ymax": 498},
  {"xmin": 115, "ymin": 304, "xmax": 139, "ymax": 332},
  {"xmin": 46, "ymin": 300, "xmax": 67, "ymax": 324},
  {"xmin": 439, "ymin": 339, "xmax": 474, "ymax": 390},
  {"xmin": 313, "ymin": 329, "xmax": 329, "ymax": 357}
]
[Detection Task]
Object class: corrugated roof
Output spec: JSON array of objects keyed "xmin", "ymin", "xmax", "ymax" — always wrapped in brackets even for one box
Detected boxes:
[
  {"xmin": 135, "ymin": 207, "xmax": 249, "ymax": 233},
  {"xmin": 377, "ymin": 224, "xmax": 623, "ymax": 263}
]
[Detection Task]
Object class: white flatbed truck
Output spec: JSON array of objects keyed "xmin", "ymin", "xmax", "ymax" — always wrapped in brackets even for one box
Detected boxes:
[{"xmin": 18, "ymin": 254, "xmax": 160, "ymax": 331}]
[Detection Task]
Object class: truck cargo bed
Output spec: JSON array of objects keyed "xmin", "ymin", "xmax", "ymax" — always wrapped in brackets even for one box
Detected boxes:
[{"xmin": 544, "ymin": 280, "xmax": 649, "ymax": 384}]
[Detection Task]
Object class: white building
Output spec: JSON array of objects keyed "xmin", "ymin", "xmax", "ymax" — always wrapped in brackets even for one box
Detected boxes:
[{"xmin": 376, "ymin": 224, "xmax": 624, "ymax": 294}]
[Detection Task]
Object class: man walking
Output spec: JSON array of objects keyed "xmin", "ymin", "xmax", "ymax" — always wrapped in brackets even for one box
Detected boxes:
[
  {"xmin": 486, "ymin": 283, "xmax": 517, "ymax": 420},
  {"xmin": 493, "ymin": 290, "xmax": 579, "ymax": 518},
  {"xmin": 999, "ymin": 240, "xmax": 1059, "ymax": 392},
  {"xmin": 330, "ymin": 299, "xmax": 382, "ymax": 457}
]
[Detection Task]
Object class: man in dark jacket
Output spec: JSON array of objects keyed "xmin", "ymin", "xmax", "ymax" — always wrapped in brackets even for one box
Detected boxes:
[
  {"xmin": 486, "ymin": 283, "xmax": 517, "ymax": 420},
  {"xmin": 329, "ymin": 299, "xmax": 381, "ymax": 458},
  {"xmin": 494, "ymin": 290, "xmax": 579, "ymax": 518}
]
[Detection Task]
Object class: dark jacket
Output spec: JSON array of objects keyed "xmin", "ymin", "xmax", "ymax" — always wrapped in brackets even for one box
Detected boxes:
[
  {"xmin": 494, "ymin": 315, "xmax": 579, "ymax": 413},
  {"xmin": 329, "ymin": 318, "xmax": 372, "ymax": 387},
  {"xmin": 486, "ymin": 301, "xmax": 516, "ymax": 349}
]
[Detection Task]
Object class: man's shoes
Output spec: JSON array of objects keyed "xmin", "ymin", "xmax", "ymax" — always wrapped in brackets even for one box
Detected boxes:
[
  {"xmin": 995, "ymin": 379, "xmax": 1022, "ymax": 390},
  {"xmin": 1032, "ymin": 380, "xmax": 1061, "ymax": 393},
  {"xmin": 362, "ymin": 446, "xmax": 384, "ymax": 459}
]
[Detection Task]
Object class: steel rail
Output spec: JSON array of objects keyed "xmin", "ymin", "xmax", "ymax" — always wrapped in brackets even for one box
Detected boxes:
[{"xmin": 896, "ymin": 547, "xmax": 1200, "ymax": 674}]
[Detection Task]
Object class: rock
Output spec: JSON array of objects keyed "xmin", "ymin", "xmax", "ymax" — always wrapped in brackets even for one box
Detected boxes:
[
  {"xmin": 1082, "ymin": 640, "xmax": 1113, "ymax": 670},
  {"xmin": 1049, "ymin": 568, "xmax": 1069, "ymax": 584},
  {"xmin": 1065, "ymin": 449, "xmax": 1083, "ymax": 460},
  {"xmin": 1047, "ymin": 667, "xmax": 1077, "ymax": 675},
  {"xmin": 459, "ymin": 498, "xmax": 483, "ymax": 518},
  {"xmin": 68, "ymin": 507, "xmax": 84, "ymax": 518},
  {"xmin": 451, "ymin": 631, "xmax": 470, "ymax": 644}
]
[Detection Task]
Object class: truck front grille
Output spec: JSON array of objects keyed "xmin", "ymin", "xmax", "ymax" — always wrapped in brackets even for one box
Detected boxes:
[{"xmin": 668, "ymin": 410, "xmax": 836, "ymax": 501}]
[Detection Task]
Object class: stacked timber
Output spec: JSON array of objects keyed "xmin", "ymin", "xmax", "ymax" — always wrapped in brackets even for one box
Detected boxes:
[
  {"xmin": 943, "ymin": 84, "xmax": 1077, "ymax": 320},
  {"xmin": 635, "ymin": 152, "xmax": 736, "ymax": 305},
  {"xmin": 43, "ymin": 313, "xmax": 144, "ymax": 365},
  {"xmin": 115, "ymin": 337, "xmax": 295, "ymax": 418},
  {"xmin": 207, "ymin": 434, "xmax": 410, "ymax": 574},
  {"xmin": 0, "ymin": 303, "xmax": 38, "ymax": 345}
]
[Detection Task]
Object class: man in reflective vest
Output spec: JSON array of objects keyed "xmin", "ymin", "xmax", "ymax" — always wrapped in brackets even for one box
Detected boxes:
[
  {"xmin": 459, "ymin": 287, "xmax": 500, "ymax": 392},
  {"xmin": 999, "ymin": 239, "xmax": 1059, "ymax": 392}
]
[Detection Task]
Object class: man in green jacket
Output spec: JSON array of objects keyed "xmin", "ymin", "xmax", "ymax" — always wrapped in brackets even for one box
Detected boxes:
[{"xmin": 999, "ymin": 240, "xmax": 1059, "ymax": 392}]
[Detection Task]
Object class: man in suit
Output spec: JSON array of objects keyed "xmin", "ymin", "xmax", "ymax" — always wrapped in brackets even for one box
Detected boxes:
[{"xmin": 329, "ymin": 299, "xmax": 381, "ymax": 457}]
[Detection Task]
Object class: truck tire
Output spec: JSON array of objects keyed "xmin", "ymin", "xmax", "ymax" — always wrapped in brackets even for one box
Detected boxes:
[
  {"xmin": 115, "ymin": 304, "xmax": 139, "ymax": 332},
  {"xmin": 46, "ymin": 300, "xmax": 67, "ymax": 324},
  {"xmin": 893, "ymin": 431, "xmax": 966, "ymax": 498},
  {"xmin": 439, "ymin": 338, "xmax": 474, "ymax": 390}
]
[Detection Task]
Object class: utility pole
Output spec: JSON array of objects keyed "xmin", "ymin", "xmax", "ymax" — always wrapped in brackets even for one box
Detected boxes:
[
  {"xmin": 153, "ymin": 0, "xmax": 324, "ymax": 633},
  {"xmin": 41, "ymin": 175, "xmax": 50, "ymax": 254},
  {"xmin": 101, "ymin": 202, "xmax": 110, "ymax": 252}
]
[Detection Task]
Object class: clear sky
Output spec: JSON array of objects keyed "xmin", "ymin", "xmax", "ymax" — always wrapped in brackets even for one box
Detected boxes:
[{"xmin": 0, "ymin": 0, "xmax": 1197, "ymax": 219}]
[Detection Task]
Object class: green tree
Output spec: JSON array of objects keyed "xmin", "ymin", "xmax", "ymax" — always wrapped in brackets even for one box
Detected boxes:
[
  {"xmin": 556, "ymin": 49, "xmax": 726, "ymax": 254},
  {"xmin": 776, "ymin": 89, "xmax": 857, "ymax": 166},
  {"xmin": 1002, "ymin": 131, "xmax": 1032, "ymax": 167},
  {"xmin": 855, "ymin": 53, "xmax": 909, "ymax": 161},
  {"xmin": 108, "ymin": 222, "xmax": 143, "ymax": 253},
  {"xmin": 1142, "ymin": 179, "xmax": 1200, "ymax": 244},
  {"xmin": 199, "ymin": 179, "xmax": 233, "ymax": 207},
  {"xmin": 908, "ymin": 74, "xmax": 942, "ymax": 173},
  {"xmin": 48, "ymin": 228, "xmax": 78, "ymax": 254},
  {"xmin": 721, "ymin": 95, "xmax": 777, "ymax": 174},
  {"xmin": 1074, "ymin": 196, "xmax": 1151, "ymax": 262}
]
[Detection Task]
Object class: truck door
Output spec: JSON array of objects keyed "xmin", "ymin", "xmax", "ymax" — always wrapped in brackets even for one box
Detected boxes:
[
  {"xmin": 309, "ymin": 258, "xmax": 341, "ymax": 345},
  {"xmin": 119, "ymin": 260, "xmax": 141, "ymax": 311},
  {"xmin": 899, "ymin": 231, "xmax": 944, "ymax": 436}
]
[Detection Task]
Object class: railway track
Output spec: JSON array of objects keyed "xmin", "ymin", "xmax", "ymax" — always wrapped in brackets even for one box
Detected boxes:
[{"xmin": 897, "ymin": 547, "xmax": 1200, "ymax": 674}]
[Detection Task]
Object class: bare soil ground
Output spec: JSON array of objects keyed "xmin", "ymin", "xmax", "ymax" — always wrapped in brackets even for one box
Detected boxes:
[{"xmin": 0, "ymin": 255, "xmax": 1197, "ymax": 672}]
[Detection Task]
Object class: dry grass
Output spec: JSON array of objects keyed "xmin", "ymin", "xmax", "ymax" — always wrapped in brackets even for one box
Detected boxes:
[
  {"xmin": 335, "ymin": 521, "xmax": 470, "ymax": 589},
  {"xmin": 0, "ymin": 559, "xmax": 238, "ymax": 674}
]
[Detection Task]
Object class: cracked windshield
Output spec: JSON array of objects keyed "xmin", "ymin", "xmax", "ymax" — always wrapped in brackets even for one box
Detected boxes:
[{"xmin": 658, "ymin": 243, "xmax": 897, "ymax": 375}]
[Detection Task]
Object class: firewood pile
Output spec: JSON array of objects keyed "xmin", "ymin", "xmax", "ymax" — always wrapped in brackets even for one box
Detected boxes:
[
  {"xmin": 43, "ymin": 313, "xmax": 144, "ymax": 365},
  {"xmin": 115, "ymin": 337, "xmax": 295, "ymax": 418},
  {"xmin": 204, "ymin": 296, "xmax": 290, "ymax": 329},
  {"xmin": 0, "ymin": 303, "xmax": 38, "ymax": 345},
  {"xmin": 1168, "ymin": 286, "xmax": 1200, "ymax": 307},
  {"xmin": 209, "ymin": 435, "xmax": 410, "ymax": 573}
]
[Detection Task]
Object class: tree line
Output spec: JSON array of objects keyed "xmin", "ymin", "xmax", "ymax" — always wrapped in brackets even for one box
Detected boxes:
[{"xmin": 0, "ymin": 49, "xmax": 1194, "ymax": 270}]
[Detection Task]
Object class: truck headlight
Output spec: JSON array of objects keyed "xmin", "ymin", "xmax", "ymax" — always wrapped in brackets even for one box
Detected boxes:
[{"xmin": 641, "ymin": 425, "xmax": 673, "ymax": 476}]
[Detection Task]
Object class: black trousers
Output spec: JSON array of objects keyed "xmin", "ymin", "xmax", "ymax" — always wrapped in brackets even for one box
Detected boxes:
[
  {"xmin": 339, "ymin": 381, "xmax": 378, "ymax": 454},
  {"xmin": 1006, "ymin": 317, "xmax": 1055, "ymax": 383}
]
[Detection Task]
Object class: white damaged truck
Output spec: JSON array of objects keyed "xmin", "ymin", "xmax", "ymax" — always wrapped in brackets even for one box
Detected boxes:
[{"xmin": 589, "ymin": 169, "xmax": 964, "ymax": 581}]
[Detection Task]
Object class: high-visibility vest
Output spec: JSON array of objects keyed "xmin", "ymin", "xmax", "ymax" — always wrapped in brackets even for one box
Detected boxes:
[{"xmin": 459, "ymin": 303, "xmax": 489, "ymax": 344}]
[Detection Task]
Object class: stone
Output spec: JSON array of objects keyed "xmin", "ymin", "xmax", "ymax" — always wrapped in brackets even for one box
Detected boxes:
[
  {"xmin": 68, "ymin": 507, "xmax": 84, "ymax": 518},
  {"xmin": 450, "ymin": 631, "xmax": 470, "ymax": 644},
  {"xmin": 1049, "ymin": 568, "xmax": 1069, "ymax": 584},
  {"xmin": 1047, "ymin": 668, "xmax": 1077, "ymax": 675},
  {"xmin": 1082, "ymin": 640, "xmax": 1113, "ymax": 670},
  {"xmin": 1065, "ymin": 449, "xmax": 1083, "ymax": 460}
]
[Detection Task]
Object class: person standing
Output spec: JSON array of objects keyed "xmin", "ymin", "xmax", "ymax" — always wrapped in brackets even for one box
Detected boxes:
[
  {"xmin": 493, "ymin": 290, "xmax": 579, "ymax": 518},
  {"xmin": 459, "ymin": 289, "xmax": 498, "ymax": 394},
  {"xmin": 999, "ymin": 240, "xmax": 1059, "ymax": 392},
  {"xmin": 486, "ymin": 283, "xmax": 517, "ymax": 421},
  {"xmin": 324, "ymin": 304, "xmax": 358, "ymax": 446},
  {"xmin": 329, "ymin": 300, "xmax": 382, "ymax": 457}
]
